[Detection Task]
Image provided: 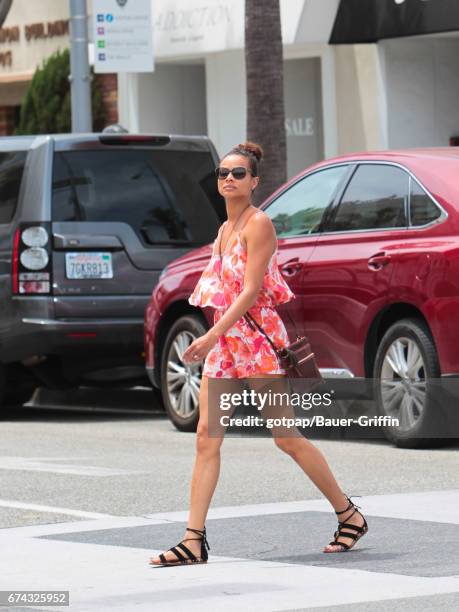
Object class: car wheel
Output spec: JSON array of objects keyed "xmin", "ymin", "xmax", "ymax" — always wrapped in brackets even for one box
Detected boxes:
[
  {"xmin": 160, "ymin": 314, "xmax": 206, "ymax": 431},
  {"xmin": 373, "ymin": 318, "xmax": 447, "ymax": 448}
]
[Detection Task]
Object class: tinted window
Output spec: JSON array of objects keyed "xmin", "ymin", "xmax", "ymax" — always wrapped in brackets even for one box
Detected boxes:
[
  {"xmin": 330, "ymin": 165, "xmax": 408, "ymax": 232},
  {"xmin": 265, "ymin": 166, "xmax": 348, "ymax": 237},
  {"xmin": 52, "ymin": 149, "xmax": 223, "ymax": 246},
  {"xmin": 410, "ymin": 180, "xmax": 441, "ymax": 226},
  {"xmin": 0, "ymin": 151, "xmax": 27, "ymax": 223}
]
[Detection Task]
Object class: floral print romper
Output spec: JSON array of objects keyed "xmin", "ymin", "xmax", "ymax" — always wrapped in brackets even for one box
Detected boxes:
[{"xmin": 188, "ymin": 217, "xmax": 296, "ymax": 378}]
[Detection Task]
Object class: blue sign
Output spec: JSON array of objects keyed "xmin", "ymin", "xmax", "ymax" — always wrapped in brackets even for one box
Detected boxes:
[
  {"xmin": 106, "ymin": 13, "xmax": 114, "ymax": 22},
  {"xmin": 97, "ymin": 14, "xmax": 104, "ymax": 22},
  {"xmin": 98, "ymin": 53, "xmax": 106, "ymax": 61}
]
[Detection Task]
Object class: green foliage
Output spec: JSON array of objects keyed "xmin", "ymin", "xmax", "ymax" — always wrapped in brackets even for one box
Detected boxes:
[{"xmin": 15, "ymin": 48, "xmax": 106, "ymax": 135}]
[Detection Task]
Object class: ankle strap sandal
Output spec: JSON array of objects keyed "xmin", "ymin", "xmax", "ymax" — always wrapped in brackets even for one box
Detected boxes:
[
  {"xmin": 324, "ymin": 494, "xmax": 369, "ymax": 553},
  {"xmin": 149, "ymin": 526, "xmax": 210, "ymax": 567}
]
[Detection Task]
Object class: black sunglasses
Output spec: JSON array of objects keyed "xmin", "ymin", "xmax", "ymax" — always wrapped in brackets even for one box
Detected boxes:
[{"xmin": 215, "ymin": 166, "xmax": 254, "ymax": 180}]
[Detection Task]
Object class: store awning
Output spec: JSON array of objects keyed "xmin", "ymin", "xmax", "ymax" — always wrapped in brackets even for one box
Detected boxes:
[{"xmin": 330, "ymin": 0, "xmax": 459, "ymax": 44}]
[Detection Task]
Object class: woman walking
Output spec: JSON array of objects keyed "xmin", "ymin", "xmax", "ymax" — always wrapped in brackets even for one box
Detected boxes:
[{"xmin": 149, "ymin": 142, "xmax": 368, "ymax": 566}]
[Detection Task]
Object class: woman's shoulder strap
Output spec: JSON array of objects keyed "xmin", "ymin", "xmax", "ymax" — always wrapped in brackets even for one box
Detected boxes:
[{"xmin": 212, "ymin": 222, "xmax": 226, "ymax": 255}]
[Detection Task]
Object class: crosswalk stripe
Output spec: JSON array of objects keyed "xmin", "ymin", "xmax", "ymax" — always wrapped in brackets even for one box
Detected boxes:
[{"xmin": 0, "ymin": 499, "xmax": 116, "ymax": 519}]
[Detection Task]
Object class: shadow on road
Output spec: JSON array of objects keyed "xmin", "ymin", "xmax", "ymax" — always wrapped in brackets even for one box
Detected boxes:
[{"xmin": 1, "ymin": 385, "xmax": 166, "ymax": 422}]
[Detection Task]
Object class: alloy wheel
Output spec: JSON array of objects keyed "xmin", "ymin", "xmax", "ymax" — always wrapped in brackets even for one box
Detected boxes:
[
  {"xmin": 380, "ymin": 336, "xmax": 426, "ymax": 433},
  {"xmin": 166, "ymin": 330, "xmax": 202, "ymax": 419}
]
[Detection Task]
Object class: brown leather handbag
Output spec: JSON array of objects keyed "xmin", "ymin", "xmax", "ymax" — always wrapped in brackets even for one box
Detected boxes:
[{"xmin": 244, "ymin": 311, "xmax": 323, "ymax": 389}]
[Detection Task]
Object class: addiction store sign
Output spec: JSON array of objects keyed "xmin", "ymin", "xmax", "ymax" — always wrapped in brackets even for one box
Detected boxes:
[
  {"xmin": 153, "ymin": 0, "xmax": 306, "ymax": 57},
  {"xmin": 92, "ymin": 0, "xmax": 335, "ymax": 66}
]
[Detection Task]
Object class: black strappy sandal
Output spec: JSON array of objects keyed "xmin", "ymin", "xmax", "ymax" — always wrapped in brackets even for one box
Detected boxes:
[
  {"xmin": 324, "ymin": 495, "xmax": 368, "ymax": 553},
  {"xmin": 149, "ymin": 526, "xmax": 210, "ymax": 566}
]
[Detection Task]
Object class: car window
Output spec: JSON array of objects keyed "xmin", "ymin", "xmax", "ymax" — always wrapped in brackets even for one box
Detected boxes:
[
  {"xmin": 410, "ymin": 179, "xmax": 441, "ymax": 226},
  {"xmin": 329, "ymin": 164, "xmax": 409, "ymax": 232},
  {"xmin": 52, "ymin": 149, "xmax": 222, "ymax": 247},
  {"xmin": 0, "ymin": 151, "xmax": 27, "ymax": 224},
  {"xmin": 264, "ymin": 166, "xmax": 349, "ymax": 237}
]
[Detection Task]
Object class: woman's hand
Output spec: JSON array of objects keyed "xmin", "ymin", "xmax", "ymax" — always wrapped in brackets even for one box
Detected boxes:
[{"xmin": 182, "ymin": 329, "xmax": 219, "ymax": 365}]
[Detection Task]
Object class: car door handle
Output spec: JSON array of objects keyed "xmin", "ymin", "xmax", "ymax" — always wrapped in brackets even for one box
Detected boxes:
[
  {"xmin": 280, "ymin": 259, "xmax": 303, "ymax": 276},
  {"xmin": 368, "ymin": 252, "xmax": 391, "ymax": 270}
]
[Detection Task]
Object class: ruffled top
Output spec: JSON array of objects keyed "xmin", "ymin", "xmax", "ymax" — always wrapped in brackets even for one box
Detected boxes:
[{"xmin": 188, "ymin": 228, "xmax": 296, "ymax": 311}]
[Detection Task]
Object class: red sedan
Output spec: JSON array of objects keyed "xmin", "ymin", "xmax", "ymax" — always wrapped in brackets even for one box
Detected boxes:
[{"xmin": 145, "ymin": 148, "xmax": 459, "ymax": 446}]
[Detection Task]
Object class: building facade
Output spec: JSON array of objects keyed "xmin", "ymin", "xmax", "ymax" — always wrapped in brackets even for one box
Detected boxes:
[
  {"xmin": 331, "ymin": 0, "xmax": 459, "ymax": 154},
  {"xmin": 118, "ymin": 0, "xmax": 338, "ymax": 179},
  {"xmin": 0, "ymin": 0, "xmax": 118, "ymax": 135},
  {"xmin": 1, "ymin": 0, "xmax": 458, "ymax": 180},
  {"xmin": 117, "ymin": 0, "xmax": 459, "ymax": 178}
]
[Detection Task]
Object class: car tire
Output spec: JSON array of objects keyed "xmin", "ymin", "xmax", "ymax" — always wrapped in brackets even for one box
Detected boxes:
[
  {"xmin": 4, "ymin": 384, "xmax": 36, "ymax": 405},
  {"xmin": 4, "ymin": 364, "xmax": 37, "ymax": 405},
  {"xmin": 373, "ymin": 318, "xmax": 447, "ymax": 448},
  {"xmin": 160, "ymin": 314, "xmax": 207, "ymax": 432}
]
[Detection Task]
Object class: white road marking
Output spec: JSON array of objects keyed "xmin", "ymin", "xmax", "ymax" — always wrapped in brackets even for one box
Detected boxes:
[
  {"xmin": 1, "ymin": 489, "xmax": 458, "ymax": 541},
  {"xmin": 0, "ymin": 490, "xmax": 458, "ymax": 610},
  {"xmin": 143, "ymin": 489, "xmax": 459, "ymax": 524},
  {"xmin": 0, "ymin": 516, "xmax": 171, "ymax": 542},
  {"xmin": 0, "ymin": 499, "xmax": 116, "ymax": 520},
  {"xmin": 0, "ymin": 456, "xmax": 146, "ymax": 476},
  {"xmin": 0, "ymin": 516, "xmax": 169, "ymax": 540},
  {"xmin": 1, "ymin": 538, "xmax": 459, "ymax": 612}
]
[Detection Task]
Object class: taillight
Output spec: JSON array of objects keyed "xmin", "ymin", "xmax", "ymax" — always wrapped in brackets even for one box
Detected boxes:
[
  {"xmin": 12, "ymin": 228, "xmax": 20, "ymax": 294},
  {"xmin": 20, "ymin": 247, "xmax": 49, "ymax": 270},
  {"xmin": 21, "ymin": 226, "xmax": 49, "ymax": 247},
  {"xmin": 12, "ymin": 223, "xmax": 51, "ymax": 295}
]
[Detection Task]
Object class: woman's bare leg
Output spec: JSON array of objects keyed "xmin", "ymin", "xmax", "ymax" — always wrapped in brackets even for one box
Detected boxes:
[
  {"xmin": 245, "ymin": 374, "xmax": 365, "ymax": 552},
  {"xmin": 149, "ymin": 375, "xmax": 228, "ymax": 563}
]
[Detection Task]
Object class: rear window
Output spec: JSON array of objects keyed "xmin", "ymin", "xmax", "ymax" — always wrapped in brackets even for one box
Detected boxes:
[
  {"xmin": 330, "ymin": 164, "xmax": 408, "ymax": 232},
  {"xmin": 410, "ymin": 180, "xmax": 442, "ymax": 226},
  {"xmin": 52, "ymin": 148, "xmax": 223, "ymax": 246},
  {"xmin": 0, "ymin": 151, "xmax": 27, "ymax": 223}
]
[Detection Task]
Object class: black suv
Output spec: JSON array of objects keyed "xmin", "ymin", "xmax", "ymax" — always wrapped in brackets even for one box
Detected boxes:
[{"xmin": 0, "ymin": 133, "xmax": 224, "ymax": 406}]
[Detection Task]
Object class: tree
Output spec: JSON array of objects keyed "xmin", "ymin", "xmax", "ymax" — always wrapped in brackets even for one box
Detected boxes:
[
  {"xmin": 245, "ymin": 0, "xmax": 287, "ymax": 205},
  {"xmin": 15, "ymin": 48, "xmax": 105, "ymax": 135}
]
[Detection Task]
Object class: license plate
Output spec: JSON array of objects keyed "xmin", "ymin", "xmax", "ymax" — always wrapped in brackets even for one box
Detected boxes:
[{"xmin": 65, "ymin": 252, "xmax": 113, "ymax": 279}]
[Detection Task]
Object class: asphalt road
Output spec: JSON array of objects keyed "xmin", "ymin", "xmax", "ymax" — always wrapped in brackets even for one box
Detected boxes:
[{"xmin": 1, "ymin": 387, "xmax": 458, "ymax": 611}]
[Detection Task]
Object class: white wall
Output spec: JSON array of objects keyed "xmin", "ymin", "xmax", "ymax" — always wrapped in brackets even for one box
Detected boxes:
[
  {"xmin": 119, "ymin": 63, "xmax": 207, "ymax": 135},
  {"xmin": 382, "ymin": 37, "xmax": 459, "ymax": 148},
  {"xmin": 205, "ymin": 50, "xmax": 247, "ymax": 159},
  {"xmin": 119, "ymin": 50, "xmax": 248, "ymax": 156},
  {"xmin": 333, "ymin": 44, "xmax": 388, "ymax": 154},
  {"xmin": 138, "ymin": 63, "xmax": 207, "ymax": 135},
  {"xmin": 206, "ymin": 48, "xmax": 331, "ymax": 175}
]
